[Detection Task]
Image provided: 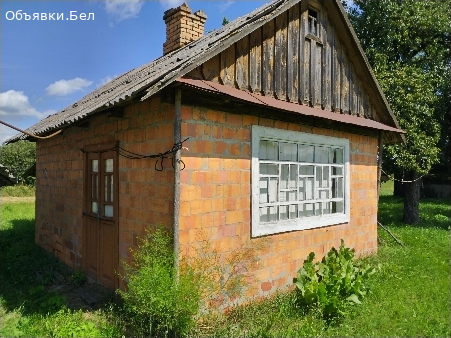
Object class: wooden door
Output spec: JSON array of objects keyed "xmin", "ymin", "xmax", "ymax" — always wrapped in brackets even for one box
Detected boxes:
[{"xmin": 84, "ymin": 146, "xmax": 118, "ymax": 290}]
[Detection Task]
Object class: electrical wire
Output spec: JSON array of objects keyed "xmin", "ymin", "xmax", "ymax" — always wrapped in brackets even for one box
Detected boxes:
[
  {"xmin": 80, "ymin": 138, "xmax": 189, "ymax": 171},
  {"xmin": 381, "ymin": 169, "xmax": 425, "ymax": 183},
  {"xmin": 0, "ymin": 119, "xmax": 62, "ymax": 140}
]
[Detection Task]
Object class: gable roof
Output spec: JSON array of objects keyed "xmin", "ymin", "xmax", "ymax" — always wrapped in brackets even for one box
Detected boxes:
[{"xmin": 6, "ymin": 0, "xmax": 402, "ymax": 144}]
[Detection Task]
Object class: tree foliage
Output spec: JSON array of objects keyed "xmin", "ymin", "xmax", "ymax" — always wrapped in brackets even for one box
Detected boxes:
[
  {"xmin": 0, "ymin": 140, "xmax": 36, "ymax": 184},
  {"xmin": 346, "ymin": 0, "xmax": 450, "ymax": 177}
]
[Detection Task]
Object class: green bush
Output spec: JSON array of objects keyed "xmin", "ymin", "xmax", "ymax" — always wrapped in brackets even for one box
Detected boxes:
[
  {"xmin": 117, "ymin": 225, "xmax": 201, "ymax": 337},
  {"xmin": 293, "ymin": 240, "xmax": 377, "ymax": 319},
  {"xmin": 0, "ymin": 140, "xmax": 36, "ymax": 184}
]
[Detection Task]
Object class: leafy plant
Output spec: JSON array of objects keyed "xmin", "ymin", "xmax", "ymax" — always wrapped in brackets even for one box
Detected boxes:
[
  {"xmin": 117, "ymin": 225, "xmax": 201, "ymax": 337},
  {"xmin": 71, "ymin": 271, "xmax": 87, "ymax": 287},
  {"xmin": 293, "ymin": 240, "xmax": 377, "ymax": 319},
  {"xmin": 185, "ymin": 234, "xmax": 268, "ymax": 312}
]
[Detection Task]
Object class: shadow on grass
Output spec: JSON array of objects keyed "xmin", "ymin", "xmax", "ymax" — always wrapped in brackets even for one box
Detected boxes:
[
  {"xmin": 0, "ymin": 217, "xmax": 69, "ymax": 316},
  {"xmin": 378, "ymin": 195, "xmax": 450, "ymax": 230}
]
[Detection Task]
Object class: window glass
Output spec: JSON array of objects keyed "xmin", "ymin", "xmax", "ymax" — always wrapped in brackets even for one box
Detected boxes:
[
  {"xmin": 299, "ymin": 145, "xmax": 314, "ymax": 162},
  {"xmin": 253, "ymin": 126, "xmax": 349, "ymax": 236},
  {"xmin": 105, "ymin": 159, "xmax": 114, "ymax": 173},
  {"xmin": 259, "ymin": 140, "xmax": 278, "ymax": 160},
  {"xmin": 92, "ymin": 160, "xmax": 98, "ymax": 173},
  {"xmin": 279, "ymin": 143, "xmax": 297, "ymax": 161},
  {"xmin": 105, "ymin": 205, "xmax": 114, "ymax": 217},
  {"xmin": 333, "ymin": 148, "xmax": 344, "ymax": 164},
  {"xmin": 315, "ymin": 146, "xmax": 329, "ymax": 163}
]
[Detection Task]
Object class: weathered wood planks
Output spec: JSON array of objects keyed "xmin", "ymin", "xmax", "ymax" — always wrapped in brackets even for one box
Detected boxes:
[{"xmin": 197, "ymin": 3, "xmax": 380, "ymax": 121}]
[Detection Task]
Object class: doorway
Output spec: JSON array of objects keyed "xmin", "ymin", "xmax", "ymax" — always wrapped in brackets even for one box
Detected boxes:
[{"xmin": 83, "ymin": 142, "xmax": 118, "ymax": 290}]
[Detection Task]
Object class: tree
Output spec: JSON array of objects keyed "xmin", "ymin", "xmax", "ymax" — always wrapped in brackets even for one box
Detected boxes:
[
  {"xmin": 0, "ymin": 140, "xmax": 36, "ymax": 184},
  {"xmin": 222, "ymin": 17, "xmax": 229, "ymax": 26},
  {"xmin": 346, "ymin": 0, "xmax": 451, "ymax": 224}
]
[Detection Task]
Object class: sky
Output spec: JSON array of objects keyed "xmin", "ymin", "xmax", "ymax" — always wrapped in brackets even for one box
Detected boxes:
[{"xmin": 0, "ymin": 0, "xmax": 269, "ymax": 144}]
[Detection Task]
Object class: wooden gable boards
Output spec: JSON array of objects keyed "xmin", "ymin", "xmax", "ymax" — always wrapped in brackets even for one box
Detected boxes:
[{"xmin": 186, "ymin": 0, "xmax": 402, "ymax": 142}]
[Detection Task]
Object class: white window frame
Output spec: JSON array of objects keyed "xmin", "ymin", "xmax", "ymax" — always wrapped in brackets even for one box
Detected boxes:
[{"xmin": 251, "ymin": 125, "xmax": 350, "ymax": 237}]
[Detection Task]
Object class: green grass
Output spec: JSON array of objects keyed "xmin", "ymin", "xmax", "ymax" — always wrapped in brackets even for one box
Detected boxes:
[
  {"xmin": 379, "ymin": 180, "xmax": 394, "ymax": 196},
  {"xmin": 0, "ymin": 185, "xmax": 35, "ymax": 197},
  {"xmin": 1, "ymin": 195, "xmax": 449, "ymax": 337},
  {"xmin": 0, "ymin": 202, "xmax": 120, "ymax": 337},
  {"xmin": 197, "ymin": 195, "xmax": 450, "ymax": 337}
]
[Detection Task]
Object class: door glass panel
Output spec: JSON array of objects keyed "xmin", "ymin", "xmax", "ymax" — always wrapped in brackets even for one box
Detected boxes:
[
  {"xmin": 91, "ymin": 175, "xmax": 98, "ymax": 199},
  {"xmin": 110, "ymin": 176, "xmax": 113, "ymax": 202},
  {"xmin": 105, "ymin": 159, "xmax": 114, "ymax": 173},
  {"xmin": 92, "ymin": 201, "xmax": 98, "ymax": 213},
  {"xmin": 105, "ymin": 176, "xmax": 108, "ymax": 202},
  {"xmin": 105, "ymin": 205, "xmax": 114, "ymax": 217},
  {"xmin": 92, "ymin": 160, "xmax": 98, "ymax": 172}
]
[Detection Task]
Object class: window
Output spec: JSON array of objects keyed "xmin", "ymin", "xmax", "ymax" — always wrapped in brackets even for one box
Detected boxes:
[
  {"xmin": 308, "ymin": 9, "xmax": 319, "ymax": 37},
  {"xmin": 252, "ymin": 126, "xmax": 350, "ymax": 237}
]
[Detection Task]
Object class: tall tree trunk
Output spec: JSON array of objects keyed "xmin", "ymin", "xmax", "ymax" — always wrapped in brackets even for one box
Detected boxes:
[
  {"xmin": 402, "ymin": 170, "xmax": 421, "ymax": 224},
  {"xmin": 393, "ymin": 172, "xmax": 405, "ymax": 197}
]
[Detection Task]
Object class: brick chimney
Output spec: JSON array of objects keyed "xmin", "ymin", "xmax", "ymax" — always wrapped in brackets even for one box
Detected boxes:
[{"xmin": 163, "ymin": 2, "xmax": 207, "ymax": 55}]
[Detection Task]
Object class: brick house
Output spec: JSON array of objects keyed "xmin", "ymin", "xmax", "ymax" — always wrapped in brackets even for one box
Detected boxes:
[{"xmin": 8, "ymin": 0, "xmax": 403, "ymax": 306}]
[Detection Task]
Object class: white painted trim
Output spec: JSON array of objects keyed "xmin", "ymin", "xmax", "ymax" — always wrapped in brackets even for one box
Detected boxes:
[{"xmin": 251, "ymin": 125, "xmax": 350, "ymax": 237}]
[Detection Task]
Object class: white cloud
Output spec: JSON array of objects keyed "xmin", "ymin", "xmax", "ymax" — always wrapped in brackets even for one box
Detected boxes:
[
  {"xmin": 0, "ymin": 90, "xmax": 53, "ymax": 120},
  {"xmin": 159, "ymin": 0, "xmax": 185, "ymax": 10},
  {"xmin": 219, "ymin": 0, "xmax": 235, "ymax": 12},
  {"xmin": 104, "ymin": 0, "xmax": 144, "ymax": 22},
  {"xmin": 98, "ymin": 75, "xmax": 117, "ymax": 87},
  {"xmin": 46, "ymin": 78, "xmax": 93, "ymax": 96},
  {"xmin": 0, "ymin": 124, "xmax": 19, "ymax": 144}
]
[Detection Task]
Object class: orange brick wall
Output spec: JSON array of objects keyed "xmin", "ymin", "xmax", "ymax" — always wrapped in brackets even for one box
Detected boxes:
[
  {"xmin": 35, "ymin": 96, "xmax": 175, "ymax": 280},
  {"xmin": 179, "ymin": 105, "xmax": 379, "ymax": 308}
]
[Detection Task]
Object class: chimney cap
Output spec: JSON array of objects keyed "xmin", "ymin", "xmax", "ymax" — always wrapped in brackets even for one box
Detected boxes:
[{"xmin": 163, "ymin": 2, "xmax": 191, "ymax": 21}]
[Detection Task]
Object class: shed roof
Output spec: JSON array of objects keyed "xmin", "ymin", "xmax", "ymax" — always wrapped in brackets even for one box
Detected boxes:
[
  {"xmin": 0, "ymin": 164, "xmax": 17, "ymax": 187},
  {"xmin": 6, "ymin": 0, "xmax": 402, "ymax": 144}
]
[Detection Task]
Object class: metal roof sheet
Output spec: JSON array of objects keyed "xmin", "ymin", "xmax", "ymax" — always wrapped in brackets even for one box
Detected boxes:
[{"xmin": 177, "ymin": 77, "xmax": 405, "ymax": 134}]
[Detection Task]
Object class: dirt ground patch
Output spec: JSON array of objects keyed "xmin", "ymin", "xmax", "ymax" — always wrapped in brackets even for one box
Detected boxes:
[{"xmin": 1, "ymin": 196, "xmax": 35, "ymax": 203}]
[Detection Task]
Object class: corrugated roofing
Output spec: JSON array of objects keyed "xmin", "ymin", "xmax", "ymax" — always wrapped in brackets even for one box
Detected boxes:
[
  {"xmin": 177, "ymin": 77, "xmax": 405, "ymax": 134},
  {"xmin": 6, "ymin": 0, "xmax": 401, "ymax": 144},
  {"xmin": 6, "ymin": 0, "xmax": 300, "ymax": 144}
]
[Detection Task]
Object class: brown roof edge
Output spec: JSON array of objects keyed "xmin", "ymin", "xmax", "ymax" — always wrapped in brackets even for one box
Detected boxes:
[{"xmin": 177, "ymin": 77, "xmax": 404, "ymax": 138}]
